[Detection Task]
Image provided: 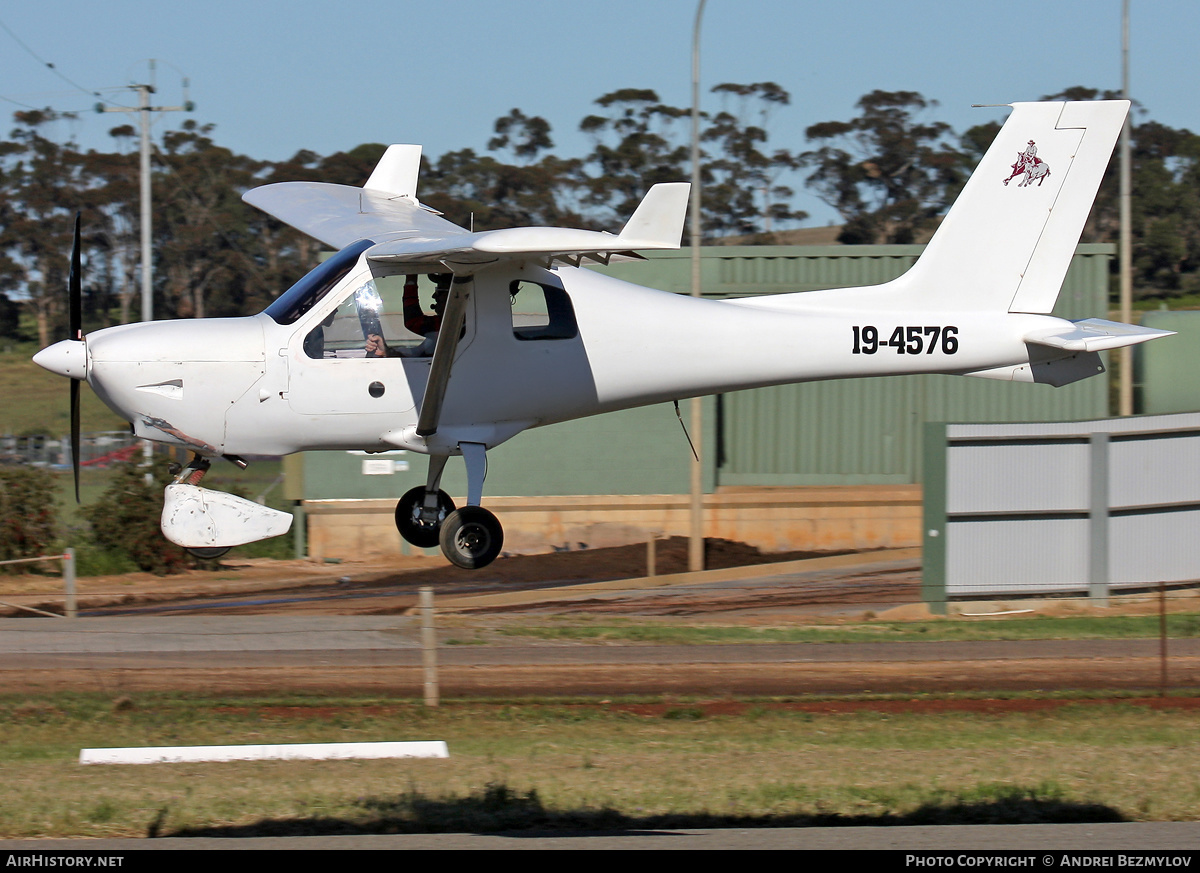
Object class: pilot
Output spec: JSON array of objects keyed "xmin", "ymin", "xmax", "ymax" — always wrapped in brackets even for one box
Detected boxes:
[
  {"xmin": 406, "ymin": 273, "xmax": 451, "ymax": 335},
  {"xmin": 365, "ymin": 273, "xmax": 450, "ymax": 358},
  {"xmin": 304, "ymin": 308, "xmax": 338, "ymax": 359}
]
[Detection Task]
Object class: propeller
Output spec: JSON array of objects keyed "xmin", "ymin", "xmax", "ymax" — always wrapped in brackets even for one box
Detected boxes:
[{"xmin": 68, "ymin": 213, "xmax": 82, "ymax": 503}]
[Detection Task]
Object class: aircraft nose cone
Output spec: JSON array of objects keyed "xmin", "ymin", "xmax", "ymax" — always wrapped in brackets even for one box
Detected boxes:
[{"xmin": 33, "ymin": 339, "xmax": 88, "ymax": 380}]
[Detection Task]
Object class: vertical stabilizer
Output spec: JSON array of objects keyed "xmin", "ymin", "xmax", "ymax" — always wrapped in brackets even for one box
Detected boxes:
[{"xmin": 898, "ymin": 100, "xmax": 1127, "ymax": 313}]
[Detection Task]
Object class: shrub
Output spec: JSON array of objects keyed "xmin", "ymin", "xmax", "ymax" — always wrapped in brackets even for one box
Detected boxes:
[
  {"xmin": 0, "ymin": 466, "xmax": 57, "ymax": 567},
  {"xmin": 85, "ymin": 460, "xmax": 187, "ymax": 575}
]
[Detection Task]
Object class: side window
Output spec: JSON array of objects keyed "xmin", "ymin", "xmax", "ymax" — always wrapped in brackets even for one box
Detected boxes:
[
  {"xmin": 303, "ymin": 274, "xmax": 431, "ymax": 359},
  {"xmin": 510, "ymin": 280, "xmax": 577, "ymax": 341}
]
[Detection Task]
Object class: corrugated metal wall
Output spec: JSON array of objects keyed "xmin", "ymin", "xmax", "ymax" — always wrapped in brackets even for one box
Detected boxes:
[
  {"xmin": 923, "ymin": 413, "xmax": 1200, "ymax": 608},
  {"xmin": 285, "ymin": 400, "xmax": 716, "ymax": 500}
]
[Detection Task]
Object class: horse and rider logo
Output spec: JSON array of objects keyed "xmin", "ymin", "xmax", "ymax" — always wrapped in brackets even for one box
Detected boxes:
[{"xmin": 1003, "ymin": 140, "xmax": 1051, "ymax": 187}]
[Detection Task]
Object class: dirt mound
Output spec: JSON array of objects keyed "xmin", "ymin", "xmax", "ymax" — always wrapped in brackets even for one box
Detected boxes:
[
  {"xmin": 367, "ymin": 537, "xmax": 850, "ymax": 588},
  {"xmin": 0, "ymin": 538, "xmax": 857, "ymax": 618}
]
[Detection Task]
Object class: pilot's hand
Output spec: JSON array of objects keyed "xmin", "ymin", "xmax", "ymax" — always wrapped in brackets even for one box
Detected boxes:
[{"xmin": 365, "ymin": 334, "xmax": 388, "ymax": 357}]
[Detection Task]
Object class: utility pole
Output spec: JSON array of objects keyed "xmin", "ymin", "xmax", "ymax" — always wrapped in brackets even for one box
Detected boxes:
[
  {"xmin": 689, "ymin": 0, "xmax": 708, "ymax": 573},
  {"xmin": 97, "ymin": 61, "xmax": 193, "ymax": 324},
  {"xmin": 1118, "ymin": 0, "xmax": 1133, "ymax": 416},
  {"xmin": 97, "ymin": 62, "xmax": 192, "ymax": 480}
]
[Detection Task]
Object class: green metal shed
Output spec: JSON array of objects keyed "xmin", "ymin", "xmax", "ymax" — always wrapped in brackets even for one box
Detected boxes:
[{"xmin": 1136, "ymin": 310, "xmax": 1200, "ymax": 414}]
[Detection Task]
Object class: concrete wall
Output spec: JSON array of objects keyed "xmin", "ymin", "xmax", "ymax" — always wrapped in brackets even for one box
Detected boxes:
[{"xmin": 303, "ymin": 485, "xmax": 922, "ymax": 561}]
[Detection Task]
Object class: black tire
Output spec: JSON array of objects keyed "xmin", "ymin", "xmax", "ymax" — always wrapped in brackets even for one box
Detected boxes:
[
  {"xmin": 439, "ymin": 506, "xmax": 503, "ymax": 570},
  {"xmin": 395, "ymin": 486, "xmax": 455, "ymax": 548},
  {"xmin": 186, "ymin": 546, "xmax": 230, "ymax": 559}
]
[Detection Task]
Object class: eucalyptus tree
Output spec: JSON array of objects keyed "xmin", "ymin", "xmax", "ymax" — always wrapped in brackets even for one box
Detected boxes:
[
  {"xmin": 701, "ymin": 81, "xmax": 807, "ymax": 238},
  {"xmin": 155, "ymin": 119, "xmax": 265, "ymax": 319},
  {"xmin": 800, "ymin": 90, "xmax": 966, "ymax": 244},
  {"xmin": 0, "ymin": 110, "xmax": 91, "ymax": 346}
]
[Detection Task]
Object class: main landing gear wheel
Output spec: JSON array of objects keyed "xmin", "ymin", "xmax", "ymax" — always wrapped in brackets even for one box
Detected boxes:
[
  {"xmin": 439, "ymin": 506, "xmax": 503, "ymax": 570},
  {"xmin": 395, "ymin": 486, "xmax": 455, "ymax": 549}
]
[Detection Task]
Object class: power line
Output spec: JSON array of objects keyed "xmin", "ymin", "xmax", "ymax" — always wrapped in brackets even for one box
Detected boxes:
[
  {"xmin": 0, "ymin": 15, "xmax": 107, "ymax": 103},
  {"xmin": 0, "ymin": 93, "xmax": 44, "ymax": 112}
]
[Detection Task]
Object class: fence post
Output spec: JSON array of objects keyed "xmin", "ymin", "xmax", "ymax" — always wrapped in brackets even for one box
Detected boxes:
[
  {"xmin": 1159, "ymin": 580, "xmax": 1168, "ymax": 697},
  {"xmin": 921, "ymin": 422, "xmax": 948, "ymax": 615},
  {"xmin": 420, "ymin": 586, "xmax": 438, "ymax": 707},
  {"xmin": 64, "ymin": 548, "xmax": 76, "ymax": 619},
  {"xmin": 1088, "ymin": 432, "xmax": 1110, "ymax": 608}
]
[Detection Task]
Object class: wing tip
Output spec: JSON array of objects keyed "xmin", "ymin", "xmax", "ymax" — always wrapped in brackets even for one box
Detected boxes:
[
  {"xmin": 618, "ymin": 182, "xmax": 691, "ymax": 249},
  {"xmin": 364, "ymin": 144, "xmax": 423, "ymax": 198}
]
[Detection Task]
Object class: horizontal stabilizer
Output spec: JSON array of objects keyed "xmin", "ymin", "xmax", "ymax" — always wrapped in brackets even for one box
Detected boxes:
[{"xmin": 1023, "ymin": 318, "xmax": 1175, "ymax": 352}]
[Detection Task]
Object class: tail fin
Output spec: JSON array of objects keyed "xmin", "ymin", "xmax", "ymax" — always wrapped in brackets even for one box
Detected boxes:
[{"xmin": 898, "ymin": 100, "xmax": 1128, "ymax": 313}]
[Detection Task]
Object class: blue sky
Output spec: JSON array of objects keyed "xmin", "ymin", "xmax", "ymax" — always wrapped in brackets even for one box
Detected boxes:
[{"xmin": 2, "ymin": 0, "xmax": 1196, "ymax": 226}]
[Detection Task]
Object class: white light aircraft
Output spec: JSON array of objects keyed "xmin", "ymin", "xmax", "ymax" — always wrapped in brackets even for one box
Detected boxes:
[{"xmin": 34, "ymin": 99, "xmax": 1171, "ymax": 569}]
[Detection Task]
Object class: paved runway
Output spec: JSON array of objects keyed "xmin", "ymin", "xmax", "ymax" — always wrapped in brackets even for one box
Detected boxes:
[
  {"xmin": 2, "ymin": 821, "xmax": 1199, "ymax": 850},
  {"xmin": 1, "ymin": 615, "xmax": 1196, "ymax": 668}
]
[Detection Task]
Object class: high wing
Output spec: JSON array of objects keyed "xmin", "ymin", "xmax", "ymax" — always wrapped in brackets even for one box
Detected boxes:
[
  {"xmin": 243, "ymin": 143, "xmax": 690, "ymax": 269},
  {"xmin": 243, "ymin": 181, "xmax": 463, "ymax": 250},
  {"xmin": 242, "ymin": 144, "xmax": 464, "ymax": 250},
  {"xmin": 244, "ymin": 143, "xmax": 690, "ymax": 446},
  {"xmin": 366, "ymin": 182, "xmax": 690, "ymax": 269}
]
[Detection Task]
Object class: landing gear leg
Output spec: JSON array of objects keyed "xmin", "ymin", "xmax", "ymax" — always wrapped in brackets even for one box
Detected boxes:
[
  {"xmin": 170, "ymin": 454, "xmax": 211, "ymax": 486},
  {"xmin": 170, "ymin": 456, "xmax": 230, "ymax": 560},
  {"xmin": 395, "ymin": 454, "xmax": 454, "ymax": 548},
  {"xmin": 439, "ymin": 442, "xmax": 503, "ymax": 569}
]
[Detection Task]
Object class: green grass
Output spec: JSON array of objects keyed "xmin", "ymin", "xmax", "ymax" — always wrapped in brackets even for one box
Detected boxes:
[
  {"xmin": 0, "ymin": 342, "xmax": 129, "ymax": 437},
  {"xmin": 491, "ymin": 613, "xmax": 1200, "ymax": 644},
  {"xmin": 0, "ymin": 691, "xmax": 1196, "ymax": 837},
  {"xmin": 1130, "ymin": 296, "xmax": 1200, "ymax": 312}
]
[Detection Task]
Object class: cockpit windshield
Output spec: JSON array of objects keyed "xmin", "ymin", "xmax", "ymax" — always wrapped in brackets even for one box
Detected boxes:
[{"xmin": 263, "ymin": 238, "xmax": 374, "ymax": 325}]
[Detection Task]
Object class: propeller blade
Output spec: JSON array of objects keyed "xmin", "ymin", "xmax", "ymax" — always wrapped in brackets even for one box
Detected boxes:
[
  {"xmin": 70, "ymin": 378, "xmax": 81, "ymax": 503},
  {"xmin": 69, "ymin": 213, "xmax": 82, "ymax": 341},
  {"xmin": 69, "ymin": 213, "xmax": 82, "ymax": 502}
]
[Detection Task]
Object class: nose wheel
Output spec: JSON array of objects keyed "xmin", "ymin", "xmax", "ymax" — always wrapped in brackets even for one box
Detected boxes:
[
  {"xmin": 394, "ymin": 486, "xmax": 455, "ymax": 549},
  {"xmin": 439, "ymin": 505, "xmax": 504, "ymax": 570},
  {"xmin": 186, "ymin": 546, "xmax": 231, "ymax": 560}
]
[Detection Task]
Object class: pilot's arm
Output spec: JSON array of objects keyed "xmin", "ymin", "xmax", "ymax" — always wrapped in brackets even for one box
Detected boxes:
[{"xmin": 403, "ymin": 275, "xmax": 437, "ymax": 336}]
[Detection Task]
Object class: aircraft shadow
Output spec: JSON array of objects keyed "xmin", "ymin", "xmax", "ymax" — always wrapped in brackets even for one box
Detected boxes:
[{"xmin": 158, "ymin": 782, "xmax": 1125, "ymax": 839}]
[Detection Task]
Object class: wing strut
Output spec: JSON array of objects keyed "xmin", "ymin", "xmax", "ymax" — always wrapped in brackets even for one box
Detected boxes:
[{"xmin": 415, "ymin": 275, "xmax": 472, "ymax": 438}]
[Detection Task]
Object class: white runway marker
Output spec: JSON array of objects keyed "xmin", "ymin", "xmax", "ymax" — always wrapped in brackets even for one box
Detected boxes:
[{"xmin": 80, "ymin": 741, "xmax": 448, "ymax": 764}]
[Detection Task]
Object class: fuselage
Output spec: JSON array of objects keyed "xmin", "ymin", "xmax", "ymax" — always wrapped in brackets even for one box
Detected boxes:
[{"xmin": 58, "ymin": 253, "xmax": 1073, "ymax": 460}]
